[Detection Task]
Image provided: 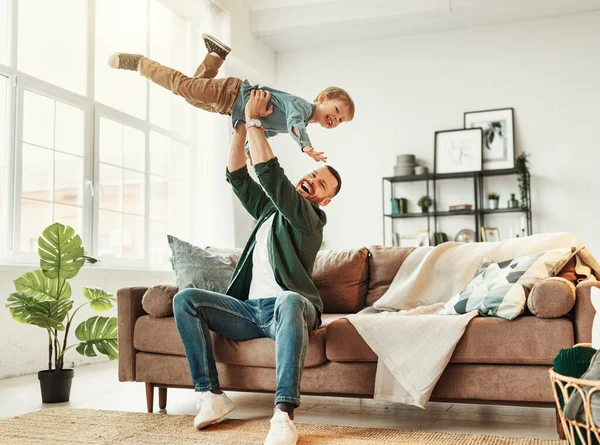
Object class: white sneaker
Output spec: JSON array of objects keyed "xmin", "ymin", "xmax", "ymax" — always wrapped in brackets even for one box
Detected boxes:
[
  {"xmin": 264, "ymin": 409, "xmax": 298, "ymax": 445},
  {"xmin": 193, "ymin": 391, "xmax": 235, "ymax": 430}
]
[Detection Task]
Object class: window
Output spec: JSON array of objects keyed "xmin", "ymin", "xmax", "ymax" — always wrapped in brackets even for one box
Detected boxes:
[
  {"xmin": 0, "ymin": 0, "xmax": 8, "ymax": 65},
  {"xmin": 0, "ymin": 75, "xmax": 8, "ymax": 256},
  {"xmin": 17, "ymin": 0, "xmax": 87, "ymax": 94},
  {"xmin": 18, "ymin": 90, "xmax": 85, "ymax": 254}
]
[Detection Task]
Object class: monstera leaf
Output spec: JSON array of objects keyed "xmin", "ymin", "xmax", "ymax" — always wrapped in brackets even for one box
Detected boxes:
[
  {"xmin": 6, "ymin": 293, "xmax": 73, "ymax": 330},
  {"xmin": 83, "ymin": 287, "xmax": 115, "ymax": 312},
  {"xmin": 38, "ymin": 223, "xmax": 85, "ymax": 279},
  {"xmin": 14, "ymin": 270, "xmax": 71, "ymax": 301},
  {"xmin": 75, "ymin": 316, "xmax": 118, "ymax": 360}
]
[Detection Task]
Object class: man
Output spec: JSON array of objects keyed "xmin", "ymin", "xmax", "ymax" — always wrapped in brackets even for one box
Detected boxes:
[{"xmin": 172, "ymin": 90, "xmax": 342, "ymax": 445}]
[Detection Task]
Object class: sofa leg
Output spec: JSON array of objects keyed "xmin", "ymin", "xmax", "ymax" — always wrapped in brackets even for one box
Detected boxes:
[
  {"xmin": 145, "ymin": 382, "xmax": 154, "ymax": 413},
  {"xmin": 556, "ymin": 407, "xmax": 566, "ymax": 440},
  {"xmin": 159, "ymin": 387, "xmax": 167, "ymax": 411}
]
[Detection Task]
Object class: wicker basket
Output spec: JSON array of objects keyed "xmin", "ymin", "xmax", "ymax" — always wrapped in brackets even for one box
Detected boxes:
[{"xmin": 550, "ymin": 343, "xmax": 600, "ymax": 445}]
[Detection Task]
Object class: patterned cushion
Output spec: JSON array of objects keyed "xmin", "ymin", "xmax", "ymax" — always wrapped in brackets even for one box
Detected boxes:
[{"xmin": 437, "ymin": 247, "xmax": 577, "ymax": 320}]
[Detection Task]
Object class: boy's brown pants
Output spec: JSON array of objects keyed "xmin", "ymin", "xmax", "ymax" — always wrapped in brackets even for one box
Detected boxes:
[{"xmin": 138, "ymin": 53, "xmax": 242, "ymax": 115}]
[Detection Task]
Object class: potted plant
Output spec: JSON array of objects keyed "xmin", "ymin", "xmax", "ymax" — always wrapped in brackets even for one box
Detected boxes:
[
  {"xmin": 5, "ymin": 222, "xmax": 118, "ymax": 403},
  {"xmin": 488, "ymin": 192, "xmax": 500, "ymax": 209},
  {"xmin": 417, "ymin": 195, "xmax": 433, "ymax": 213}
]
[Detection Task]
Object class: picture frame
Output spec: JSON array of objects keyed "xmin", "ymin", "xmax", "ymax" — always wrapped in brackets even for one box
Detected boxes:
[
  {"xmin": 464, "ymin": 108, "xmax": 515, "ymax": 171},
  {"xmin": 400, "ymin": 237, "xmax": 418, "ymax": 248},
  {"xmin": 434, "ymin": 128, "xmax": 483, "ymax": 174},
  {"xmin": 480, "ymin": 227, "xmax": 500, "ymax": 242},
  {"xmin": 417, "ymin": 230, "xmax": 431, "ymax": 247}
]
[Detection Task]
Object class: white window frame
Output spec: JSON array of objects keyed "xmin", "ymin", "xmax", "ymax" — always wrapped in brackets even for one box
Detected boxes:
[{"xmin": 1, "ymin": 0, "xmax": 199, "ymax": 269}]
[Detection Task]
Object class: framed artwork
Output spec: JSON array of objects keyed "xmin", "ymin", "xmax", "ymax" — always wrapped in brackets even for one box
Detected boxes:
[
  {"xmin": 464, "ymin": 108, "xmax": 515, "ymax": 171},
  {"xmin": 434, "ymin": 128, "xmax": 483, "ymax": 174},
  {"xmin": 480, "ymin": 227, "xmax": 500, "ymax": 242},
  {"xmin": 417, "ymin": 230, "xmax": 431, "ymax": 247}
]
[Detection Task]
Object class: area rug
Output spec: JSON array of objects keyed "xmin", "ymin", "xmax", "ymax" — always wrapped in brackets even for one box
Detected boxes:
[{"xmin": 0, "ymin": 408, "xmax": 565, "ymax": 444}]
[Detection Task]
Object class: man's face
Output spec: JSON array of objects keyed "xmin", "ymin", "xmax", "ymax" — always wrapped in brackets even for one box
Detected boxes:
[{"xmin": 295, "ymin": 166, "xmax": 338, "ymax": 206}]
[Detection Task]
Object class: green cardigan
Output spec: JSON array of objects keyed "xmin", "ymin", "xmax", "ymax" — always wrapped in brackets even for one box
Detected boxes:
[{"xmin": 225, "ymin": 157, "xmax": 326, "ymax": 316}]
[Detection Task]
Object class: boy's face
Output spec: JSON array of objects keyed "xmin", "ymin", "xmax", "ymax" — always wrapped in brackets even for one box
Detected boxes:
[{"xmin": 315, "ymin": 96, "xmax": 351, "ymax": 129}]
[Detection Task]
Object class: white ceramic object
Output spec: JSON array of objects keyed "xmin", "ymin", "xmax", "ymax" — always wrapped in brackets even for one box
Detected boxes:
[{"xmin": 591, "ymin": 287, "xmax": 600, "ymax": 350}]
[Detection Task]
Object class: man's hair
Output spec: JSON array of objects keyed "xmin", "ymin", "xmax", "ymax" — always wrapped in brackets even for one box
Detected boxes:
[
  {"xmin": 325, "ymin": 165, "xmax": 342, "ymax": 198},
  {"xmin": 315, "ymin": 87, "xmax": 355, "ymax": 121}
]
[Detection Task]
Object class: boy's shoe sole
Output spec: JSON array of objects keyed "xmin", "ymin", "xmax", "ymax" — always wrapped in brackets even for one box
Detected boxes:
[
  {"xmin": 108, "ymin": 53, "xmax": 143, "ymax": 71},
  {"xmin": 202, "ymin": 33, "xmax": 231, "ymax": 60},
  {"xmin": 194, "ymin": 399, "xmax": 235, "ymax": 430}
]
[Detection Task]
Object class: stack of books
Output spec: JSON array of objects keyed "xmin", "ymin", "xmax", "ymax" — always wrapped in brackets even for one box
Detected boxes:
[{"xmin": 449, "ymin": 204, "xmax": 473, "ymax": 212}]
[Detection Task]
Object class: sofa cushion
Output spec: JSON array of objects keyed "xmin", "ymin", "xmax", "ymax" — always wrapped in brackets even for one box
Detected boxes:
[
  {"xmin": 326, "ymin": 316, "xmax": 574, "ymax": 365},
  {"xmin": 142, "ymin": 284, "xmax": 178, "ymax": 318},
  {"xmin": 313, "ymin": 248, "xmax": 369, "ymax": 313},
  {"xmin": 133, "ymin": 315, "xmax": 327, "ymax": 368},
  {"xmin": 527, "ymin": 277, "xmax": 576, "ymax": 318},
  {"xmin": 365, "ymin": 246, "xmax": 415, "ymax": 307}
]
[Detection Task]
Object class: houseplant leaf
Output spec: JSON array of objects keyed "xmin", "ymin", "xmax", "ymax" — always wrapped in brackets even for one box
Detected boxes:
[
  {"xmin": 14, "ymin": 270, "xmax": 71, "ymax": 301},
  {"xmin": 83, "ymin": 287, "xmax": 115, "ymax": 312},
  {"xmin": 6, "ymin": 293, "xmax": 72, "ymax": 330},
  {"xmin": 75, "ymin": 316, "xmax": 118, "ymax": 360},
  {"xmin": 38, "ymin": 222, "xmax": 85, "ymax": 279}
]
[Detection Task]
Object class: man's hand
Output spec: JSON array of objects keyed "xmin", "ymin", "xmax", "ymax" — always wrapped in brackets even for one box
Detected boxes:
[
  {"xmin": 245, "ymin": 89, "xmax": 274, "ymax": 121},
  {"xmin": 302, "ymin": 146, "xmax": 328, "ymax": 163}
]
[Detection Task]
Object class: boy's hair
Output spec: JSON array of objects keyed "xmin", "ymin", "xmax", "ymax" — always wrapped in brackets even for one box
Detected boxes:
[
  {"xmin": 315, "ymin": 87, "xmax": 355, "ymax": 120},
  {"xmin": 325, "ymin": 165, "xmax": 342, "ymax": 198}
]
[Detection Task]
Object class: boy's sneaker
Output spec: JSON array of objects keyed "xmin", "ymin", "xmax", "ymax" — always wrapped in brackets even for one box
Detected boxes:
[
  {"xmin": 202, "ymin": 33, "xmax": 231, "ymax": 60},
  {"xmin": 193, "ymin": 391, "xmax": 236, "ymax": 430},
  {"xmin": 108, "ymin": 53, "xmax": 143, "ymax": 71},
  {"xmin": 264, "ymin": 409, "xmax": 298, "ymax": 445}
]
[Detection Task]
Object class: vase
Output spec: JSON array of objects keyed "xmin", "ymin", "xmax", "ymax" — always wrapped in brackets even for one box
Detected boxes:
[
  {"xmin": 38, "ymin": 369, "xmax": 74, "ymax": 403},
  {"xmin": 489, "ymin": 199, "xmax": 499, "ymax": 210},
  {"xmin": 507, "ymin": 193, "xmax": 519, "ymax": 209}
]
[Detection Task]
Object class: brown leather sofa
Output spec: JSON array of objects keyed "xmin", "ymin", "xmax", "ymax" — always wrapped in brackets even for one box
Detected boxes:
[{"xmin": 118, "ymin": 246, "xmax": 598, "ymax": 436}]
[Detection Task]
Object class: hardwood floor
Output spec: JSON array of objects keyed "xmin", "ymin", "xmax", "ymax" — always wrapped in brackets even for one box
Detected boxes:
[{"xmin": 0, "ymin": 361, "xmax": 559, "ymax": 440}]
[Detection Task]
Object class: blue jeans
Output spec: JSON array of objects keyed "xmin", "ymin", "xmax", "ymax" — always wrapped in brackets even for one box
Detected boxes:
[{"xmin": 172, "ymin": 288, "xmax": 319, "ymax": 407}]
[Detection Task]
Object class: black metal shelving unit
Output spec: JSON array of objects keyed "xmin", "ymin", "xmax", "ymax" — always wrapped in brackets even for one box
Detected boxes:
[{"xmin": 382, "ymin": 168, "xmax": 532, "ymax": 246}]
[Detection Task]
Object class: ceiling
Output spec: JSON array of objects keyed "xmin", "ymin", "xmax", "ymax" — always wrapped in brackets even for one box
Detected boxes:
[{"xmin": 246, "ymin": 0, "xmax": 600, "ymax": 51}]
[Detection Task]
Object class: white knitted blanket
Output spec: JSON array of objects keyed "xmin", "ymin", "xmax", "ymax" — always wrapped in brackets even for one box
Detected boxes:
[{"xmin": 347, "ymin": 233, "xmax": 599, "ymax": 408}]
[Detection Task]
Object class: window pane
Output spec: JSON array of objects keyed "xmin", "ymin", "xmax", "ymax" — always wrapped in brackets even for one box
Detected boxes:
[
  {"xmin": 99, "ymin": 117, "xmax": 123, "ymax": 166},
  {"xmin": 54, "ymin": 152, "xmax": 83, "ymax": 206},
  {"xmin": 0, "ymin": 0, "xmax": 8, "ymax": 65},
  {"xmin": 54, "ymin": 204, "xmax": 82, "ymax": 236},
  {"xmin": 99, "ymin": 163, "xmax": 122, "ymax": 212},
  {"xmin": 23, "ymin": 91, "xmax": 54, "ymax": 148},
  {"xmin": 22, "ymin": 144, "xmax": 53, "ymax": 201},
  {"xmin": 124, "ymin": 170, "xmax": 144, "ymax": 216},
  {"xmin": 171, "ymin": 141, "xmax": 190, "ymax": 179},
  {"xmin": 0, "ymin": 76, "xmax": 7, "ymax": 255},
  {"xmin": 18, "ymin": 0, "xmax": 87, "ymax": 94},
  {"xmin": 123, "ymin": 214, "xmax": 144, "ymax": 259},
  {"xmin": 150, "ymin": 132, "xmax": 169, "ymax": 176},
  {"xmin": 98, "ymin": 210, "xmax": 121, "ymax": 258},
  {"xmin": 20, "ymin": 199, "xmax": 52, "ymax": 252},
  {"xmin": 149, "ymin": 176, "xmax": 168, "ymax": 223},
  {"xmin": 149, "ymin": 221, "xmax": 169, "ymax": 267},
  {"xmin": 123, "ymin": 126, "xmax": 145, "ymax": 172},
  {"xmin": 95, "ymin": 0, "xmax": 147, "ymax": 118},
  {"xmin": 55, "ymin": 101, "xmax": 84, "ymax": 156}
]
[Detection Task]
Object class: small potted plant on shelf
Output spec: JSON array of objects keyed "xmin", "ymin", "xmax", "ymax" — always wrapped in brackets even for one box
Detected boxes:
[
  {"xmin": 417, "ymin": 195, "xmax": 433, "ymax": 213},
  {"xmin": 5, "ymin": 222, "xmax": 118, "ymax": 403},
  {"xmin": 488, "ymin": 192, "xmax": 500, "ymax": 210}
]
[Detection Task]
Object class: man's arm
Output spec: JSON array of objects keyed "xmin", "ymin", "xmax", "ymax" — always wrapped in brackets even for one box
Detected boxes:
[
  {"xmin": 226, "ymin": 122, "xmax": 271, "ymax": 221},
  {"xmin": 246, "ymin": 90, "xmax": 325, "ymax": 232}
]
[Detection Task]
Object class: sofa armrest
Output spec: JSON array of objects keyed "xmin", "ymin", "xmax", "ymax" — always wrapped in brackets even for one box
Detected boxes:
[
  {"xmin": 574, "ymin": 277, "xmax": 599, "ymax": 344},
  {"xmin": 118, "ymin": 286, "xmax": 149, "ymax": 382}
]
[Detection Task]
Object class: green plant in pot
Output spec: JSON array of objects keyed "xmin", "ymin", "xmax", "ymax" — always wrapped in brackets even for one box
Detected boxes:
[
  {"xmin": 515, "ymin": 152, "xmax": 530, "ymax": 209},
  {"xmin": 417, "ymin": 195, "xmax": 433, "ymax": 213},
  {"xmin": 487, "ymin": 192, "xmax": 500, "ymax": 210},
  {"xmin": 5, "ymin": 222, "xmax": 118, "ymax": 403}
]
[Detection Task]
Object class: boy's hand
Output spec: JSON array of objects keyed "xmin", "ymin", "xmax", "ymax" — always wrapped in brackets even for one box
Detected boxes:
[
  {"xmin": 302, "ymin": 146, "xmax": 327, "ymax": 163},
  {"xmin": 245, "ymin": 89, "xmax": 274, "ymax": 121}
]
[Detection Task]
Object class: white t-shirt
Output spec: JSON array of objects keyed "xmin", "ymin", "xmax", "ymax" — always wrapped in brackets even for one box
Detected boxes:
[{"xmin": 248, "ymin": 214, "xmax": 284, "ymax": 300}]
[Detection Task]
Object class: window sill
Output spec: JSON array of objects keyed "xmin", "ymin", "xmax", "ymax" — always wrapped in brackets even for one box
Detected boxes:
[{"xmin": 0, "ymin": 262, "xmax": 174, "ymax": 274}]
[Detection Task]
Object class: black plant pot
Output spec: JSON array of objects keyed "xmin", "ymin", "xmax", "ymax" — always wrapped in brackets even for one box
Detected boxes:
[
  {"xmin": 421, "ymin": 207, "xmax": 429, "ymax": 213},
  {"xmin": 38, "ymin": 369, "xmax": 74, "ymax": 403}
]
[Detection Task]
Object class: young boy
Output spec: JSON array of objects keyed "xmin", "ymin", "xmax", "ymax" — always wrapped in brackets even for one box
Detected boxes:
[{"xmin": 109, "ymin": 34, "xmax": 355, "ymax": 163}]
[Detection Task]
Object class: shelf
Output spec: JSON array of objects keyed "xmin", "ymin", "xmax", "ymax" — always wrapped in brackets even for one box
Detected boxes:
[
  {"xmin": 383, "ymin": 168, "xmax": 520, "ymax": 183},
  {"xmin": 385, "ymin": 208, "xmax": 529, "ymax": 219},
  {"xmin": 482, "ymin": 207, "xmax": 529, "ymax": 214},
  {"xmin": 385, "ymin": 213, "xmax": 430, "ymax": 219}
]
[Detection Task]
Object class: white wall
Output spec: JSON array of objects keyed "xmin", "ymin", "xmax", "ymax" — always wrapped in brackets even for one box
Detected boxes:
[
  {"xmin": 273, "ymin": 11, "xmax": 600, "ymax": 254},
  {"xmin": 0, "ymin": 266, "xmax": 175, "ymax": 379}
]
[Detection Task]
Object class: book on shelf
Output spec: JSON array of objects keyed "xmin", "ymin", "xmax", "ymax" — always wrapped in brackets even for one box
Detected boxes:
[{"xmin": 449, "ymin": 204, "xmax": 472, "ymax": 211}]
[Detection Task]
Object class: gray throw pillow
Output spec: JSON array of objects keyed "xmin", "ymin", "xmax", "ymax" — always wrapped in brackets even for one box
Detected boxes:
[{"xmin": 167, "ymin": 235, "xmax": 234, "ymax": 294}]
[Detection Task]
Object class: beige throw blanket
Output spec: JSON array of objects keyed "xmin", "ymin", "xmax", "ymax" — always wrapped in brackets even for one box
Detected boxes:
[{"xmin": 347, "ymin": 233, "xmax": 600, "ymax": 408}]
